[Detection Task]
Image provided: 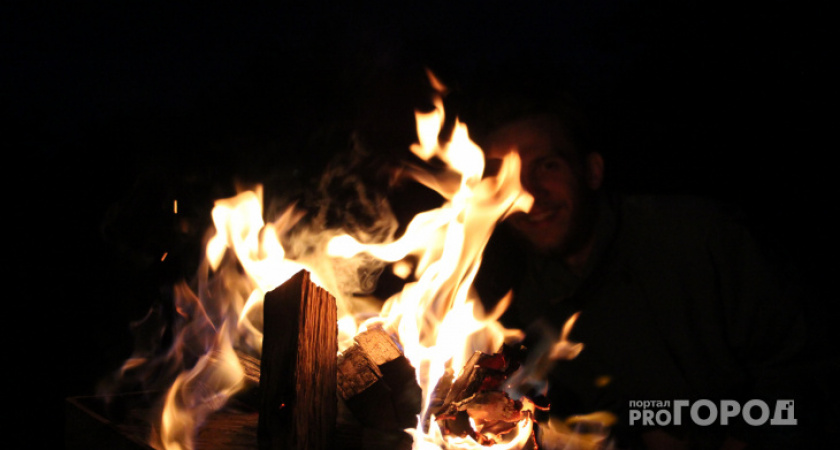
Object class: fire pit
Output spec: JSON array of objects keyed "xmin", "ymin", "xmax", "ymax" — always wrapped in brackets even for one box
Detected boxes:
[{"xmin": 70, "ymin": 71, "xmax": 612, "ymax": 450}]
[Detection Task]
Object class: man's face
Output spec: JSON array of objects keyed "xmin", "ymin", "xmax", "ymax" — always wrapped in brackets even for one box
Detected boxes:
[{"xmin": 486, "ymin": 115, "xmax": 600, "ymax": 254}]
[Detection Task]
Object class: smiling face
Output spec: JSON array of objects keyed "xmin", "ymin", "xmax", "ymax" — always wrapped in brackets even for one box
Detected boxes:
[{"xmin": 486, "ymin": 114, "xmax": 603, "ymax": 256}]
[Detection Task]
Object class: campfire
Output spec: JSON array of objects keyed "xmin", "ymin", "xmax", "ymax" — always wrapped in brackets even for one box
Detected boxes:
[{"xmin": 97, "ymin": 71, "xmax": 613, "ymax": 450}]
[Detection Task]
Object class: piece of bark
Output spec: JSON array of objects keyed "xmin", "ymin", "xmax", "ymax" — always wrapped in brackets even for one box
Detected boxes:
[
  {"xmin": 258, "ymin": 270, "xmax": 337, "ymax": 450},
  {"xmin": 431, "ymin": 345, "xmax": 529, "ymax": 440}
]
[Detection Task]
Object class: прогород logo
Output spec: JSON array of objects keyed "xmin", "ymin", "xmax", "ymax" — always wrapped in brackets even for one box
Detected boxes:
[{"xmin": 628, "ymin": 399, "xmax": 797, "ymax": 427}]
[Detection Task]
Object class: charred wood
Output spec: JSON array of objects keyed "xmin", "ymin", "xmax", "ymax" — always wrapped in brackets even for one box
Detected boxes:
[{"xmin": 431, "ymin": 344, "xmax": 540, "ymax": 445}]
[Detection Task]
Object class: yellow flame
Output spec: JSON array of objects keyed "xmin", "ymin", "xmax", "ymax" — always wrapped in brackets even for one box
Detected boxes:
[
  {"xmin": 326, "ymin": 79, "xmax": 534, "ymax": 448},
  {"xmin": 410, "ymin": 410, "xmax": 535, "ymax": 450},
  {"xmin": 549, "ymin": 312, "xmax": 584, "ymax": 361},
  {"xmin": 392, "ymin": 259, "xmax": 415, "ymax": 279}
]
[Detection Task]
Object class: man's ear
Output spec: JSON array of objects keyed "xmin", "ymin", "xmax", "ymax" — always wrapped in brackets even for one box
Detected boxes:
[{"xmin": 585, "ymin": 152, "xmax": 604, "ymax": 190}]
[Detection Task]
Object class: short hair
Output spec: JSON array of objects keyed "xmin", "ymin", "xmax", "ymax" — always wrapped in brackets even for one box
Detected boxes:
[{"xmin": 457, "ymin": 67, "xmax": 597, "ymax": 158}]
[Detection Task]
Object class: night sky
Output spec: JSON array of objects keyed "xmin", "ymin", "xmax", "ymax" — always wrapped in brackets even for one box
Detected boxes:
[{"xmin": 16, "ymin": 3, "xmax": 831, "ymax": 405}]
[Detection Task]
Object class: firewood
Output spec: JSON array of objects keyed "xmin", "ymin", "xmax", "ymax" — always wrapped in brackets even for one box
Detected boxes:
[
  {"xmin": 258, "ymin": 270, "xmax": 337, "ymax": 450},
  {"xmin": 335, "ymin": 326, "xmax": 421, "ymax": 449},
  {"xmin": 336, "ymin": 326, "xmax": 405, "ymax": 401}
]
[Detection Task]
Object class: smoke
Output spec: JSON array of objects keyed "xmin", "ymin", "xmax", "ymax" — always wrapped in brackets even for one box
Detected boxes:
[{"xmin": 281, "ymin": 133, "xmax": 400, "ymax": 307}]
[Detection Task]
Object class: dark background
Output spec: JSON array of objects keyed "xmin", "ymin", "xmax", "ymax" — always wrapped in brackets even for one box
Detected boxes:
[{"xmin": 12, "ymin": 2, "xmax": 830, "ymax": 407}]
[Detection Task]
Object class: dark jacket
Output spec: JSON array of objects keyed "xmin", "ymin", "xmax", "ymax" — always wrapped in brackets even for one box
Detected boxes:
[{"xmin": 476, "ymin": 194, "xmax": 817, "ymax": 449}]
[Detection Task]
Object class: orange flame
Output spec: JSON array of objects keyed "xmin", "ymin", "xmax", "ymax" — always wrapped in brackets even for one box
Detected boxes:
[{"xmin": 160, "ymin": 322, "xmax": 244, "ymax": 450}]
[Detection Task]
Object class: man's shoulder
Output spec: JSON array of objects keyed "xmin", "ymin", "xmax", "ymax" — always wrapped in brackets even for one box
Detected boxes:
[
  {"xmin": 610, "ymin": 193, "xmax": 749, "ymax": 252},
  {"xmin": 616, "ymin": 193, "xmax": 744, "ymax": 228}
]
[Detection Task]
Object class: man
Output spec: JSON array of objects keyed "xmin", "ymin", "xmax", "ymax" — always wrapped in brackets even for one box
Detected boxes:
[{"xmin": 471, "ymin": 97, "xmax": 820, "ymax": 449}]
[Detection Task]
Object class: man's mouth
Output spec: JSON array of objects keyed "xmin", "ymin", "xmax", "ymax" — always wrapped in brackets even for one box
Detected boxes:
[{"xmin": 526, "ymin": 208, "xmax": 559, "ymax": 224}]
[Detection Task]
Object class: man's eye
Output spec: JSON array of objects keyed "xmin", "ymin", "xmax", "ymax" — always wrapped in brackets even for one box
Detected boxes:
[{"xmin": 539, "ymin": 158, "xmax": 563, "ymax": 172}]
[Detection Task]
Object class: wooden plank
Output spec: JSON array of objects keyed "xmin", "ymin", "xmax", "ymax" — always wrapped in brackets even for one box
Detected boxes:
[
  {"xmin": 66, "ymin": 393, "xmax": 260, "ymax": 450},
  {"xmin": 66, "ymin": 395, "xmax": 154, "ymax": 450},
  {"xmin": 258, "ymin": 270, "xmax": 338, "ymax": 450}
]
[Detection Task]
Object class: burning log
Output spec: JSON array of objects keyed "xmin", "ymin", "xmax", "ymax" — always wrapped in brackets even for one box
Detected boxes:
[
  {"xmin": 431, "ymin": 345, "xmax": 544, "ymax": 447},
  {"xmin": 258, "ymin": 269, "xmax": 337, "ymax": 450},
  {"xmin": 335, "ymin": 326, "xmax": 421, "ymax": 450}
]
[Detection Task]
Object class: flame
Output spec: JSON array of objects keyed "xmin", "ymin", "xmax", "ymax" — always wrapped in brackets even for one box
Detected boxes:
[
  {"xmin": 549, "ymin": 312, "xmax": 584, "ymax": 361},
  {"xmin": 160, "ymin": 322, "xmax": 245, "ymax": 450},
  {"xmin": 326, "ymin": 79, "xmax": 534, "ymax": 448},
  {"xmin": 150, "ymin": 188, "xmax": 307, "ymax": 449},
  {"xmin": 108, "ymin": 71, "xmax": 611, "ymax": 450}
]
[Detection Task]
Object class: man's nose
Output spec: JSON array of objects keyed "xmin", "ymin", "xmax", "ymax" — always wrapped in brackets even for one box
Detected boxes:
[{"xmin": 521, "ymin": 173, "xmax": 550, "ymax": 201}]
